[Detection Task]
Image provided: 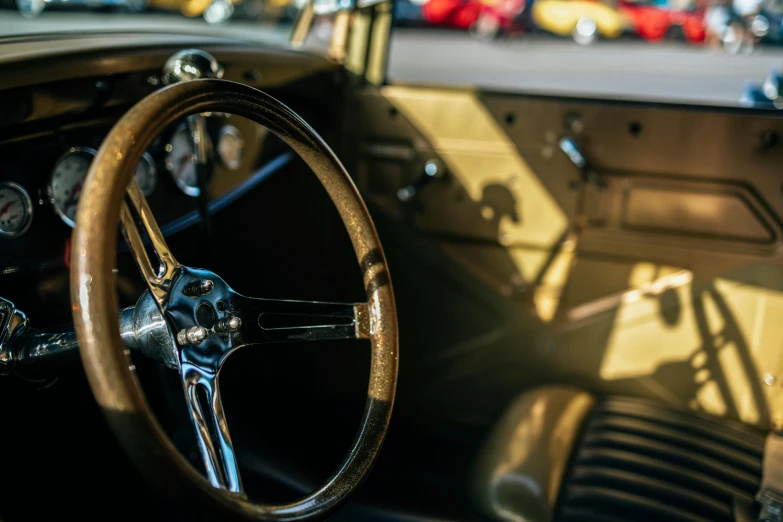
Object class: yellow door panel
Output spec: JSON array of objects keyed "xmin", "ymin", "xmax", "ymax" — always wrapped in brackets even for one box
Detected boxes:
[
  {"xmin": 350, "ymin": 84, "xmax": 783, "ymax": 429},
  {"xmin": 383, "ymin": 86, "xmax": 570, "ymax": 250}
]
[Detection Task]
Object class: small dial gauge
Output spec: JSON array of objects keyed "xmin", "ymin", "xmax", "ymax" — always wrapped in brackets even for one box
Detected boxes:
[
  {"xmin": 49, "ymin": 147, "xmax": 96, "ymax": 228},
  {"xmin": 217, "ymin": 125, "xmax": 244, "ymax": 170},
  {"xmin": 135, "ymin": 152, "xmax": 158, "ymax": 196},
  {"xmin": 0, "ymin": 182, "xmax": 33, "ymax": 238},
  {"xmin": 165, "ymin": 123, "xmax": 200, "ymax": 197}
]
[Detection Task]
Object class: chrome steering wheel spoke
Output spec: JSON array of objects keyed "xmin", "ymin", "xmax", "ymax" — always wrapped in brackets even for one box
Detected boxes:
[
  {"xmin": 181, "ymin": 363, "xmax": 243, "ymax": 495},
  {"xmin": 120, "ymin": 195, "xmax": 370, "ymax": 497},
  {"xmin": 162, "ymin": 266, "xmax": 369, "ymax": 496},
  {"xmin": 230, "ymin": 295, "xmax": 370, "ymax": 345},
  {"xmin": 165, "ymin": 267, "xmax": 369, "ymax": 365},
  {"xmin": 120, "ymin": 179, "xmax": 182, "ymax": 308}
]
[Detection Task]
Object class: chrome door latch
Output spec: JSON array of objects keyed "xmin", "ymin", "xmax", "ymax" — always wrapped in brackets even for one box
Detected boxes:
[
  {"xmin": 558, "ymin": 137, "xmax": 606, "ymax": 189},
  {"xmin": 397, "ymin": 158, "xmax": 447, "ymax": 202},
  {"xmin": 0, "ymin": 297, "xmax": 28, "ymax": 374},
  {"xmin": 758, "ymin": 432, "xmax": 783, "ymax": 522},
  {"xmin": 758, "ymin": 489, "xmax": 783, "ymax": 522}
]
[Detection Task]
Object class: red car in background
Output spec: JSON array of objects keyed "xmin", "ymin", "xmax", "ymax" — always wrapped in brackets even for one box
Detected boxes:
[
  {"xmin": 422, "ymin": 0, "xmax": 484, "ymax": 28},
  {"xmin": 619, "ymin": 0, "xmax": 706, "ymax": 43},
  {"xmin": 422, "ymin": 0, "xmax": 528, "ymax": 38}
]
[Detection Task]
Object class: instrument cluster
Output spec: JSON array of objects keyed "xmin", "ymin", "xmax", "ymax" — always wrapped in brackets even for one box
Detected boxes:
[
  {"xmin": 47, "ymin": 147, "xmax": 159, "ymax": 228},
  {"xmin": 0, "ymin": 117, "xmax": 247, "ymax": 273}
]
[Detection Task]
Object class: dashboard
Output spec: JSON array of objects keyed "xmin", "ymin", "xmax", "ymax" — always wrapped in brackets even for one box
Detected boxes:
[
  {"xmin": 0, "ymin": 114, "xmax": 267, "ymax": 274},
  {"xmin": 0, "ymin": 114, "xmax": 271, "ymax": 275},
  {"xmin": 0, "ymin": 34, "xmax": 340, "ymax": 279},
  {"xmin": 0, "ymin": 33, "xmax": 372, "ymax": 522}
]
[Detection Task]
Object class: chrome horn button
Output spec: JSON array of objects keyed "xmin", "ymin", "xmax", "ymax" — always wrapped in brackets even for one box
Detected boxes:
[{"xmin": 166, "ymin": 267, "xmax": 243, "ymax": 372}]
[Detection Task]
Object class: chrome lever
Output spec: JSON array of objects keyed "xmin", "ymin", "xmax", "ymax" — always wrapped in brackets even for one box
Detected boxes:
[
  {"xmin": 162, "ymin": 50, "xmax": 223, "ymax": 236},
  {"xmin": 559, "ymin": 137, "xmax": 606, "ymax": 189},
  {"xmin": 0, "ymin": 297, "xmax": 28, "ymax": 373},
  {"xmin": 161, "ymin": 51, "xmax": 222, "ymax": 157},
  {"xmin": 1, "ymin": 291, "xmax": 178, "ymax": 373}
]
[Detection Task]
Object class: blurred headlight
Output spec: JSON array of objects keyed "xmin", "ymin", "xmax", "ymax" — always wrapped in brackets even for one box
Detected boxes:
[
  {"xmin": 762, "ymin": 71, "xmax": 782, "ymax": 100},
  {"xmin": 751, "ymin": 14, "xmax": 770, "ymax": 37}
]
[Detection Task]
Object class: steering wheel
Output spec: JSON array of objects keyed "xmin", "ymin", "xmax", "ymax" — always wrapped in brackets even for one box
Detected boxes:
[{"xmin": 69, "ymin": 79, "xmax": 398, "ymax": 520}]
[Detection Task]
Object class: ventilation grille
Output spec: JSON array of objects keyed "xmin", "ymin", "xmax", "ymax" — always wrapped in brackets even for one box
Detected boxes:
[{"xmin": 556, "ymin": 397, "xmax": 765, "ymax": 522}]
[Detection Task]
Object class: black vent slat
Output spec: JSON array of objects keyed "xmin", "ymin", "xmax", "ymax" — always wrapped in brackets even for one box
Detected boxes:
[
  {"xmin": 558, "ymin": 507, "xmax": 631, "ymax": 522},
  {"xmin": 593, "ymin": 399, "xmax": 764, "ymax": 455},
  {"xmin": 563, "ymin": 485, "xmax": 715, "ymax": 522},
  {"xmin": 580, "ymin": 430, "xmax": 760, "ymax": 492},
  {"xmin": 556, "ymin": 396, "xmax": 765, "ymax": 522},
  {"xmin": 590, "ymin": 414, "xmax": 761, "ymax": 473},
  {"xmin": 569, "ymin": 466, "xmax": 732, "ymax": 519},
  {"xmin": 577, "ymin": 447, "xmax": 756, "ymax": 502}
]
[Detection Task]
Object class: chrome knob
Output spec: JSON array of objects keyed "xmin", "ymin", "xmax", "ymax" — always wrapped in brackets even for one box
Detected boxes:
[
  {"xmin": 182, "ymin": 279, "xmax": 214, "ymax": 298},
  {"xmin": 162, "ymin": 49, "xmax": 223, "ymax": 85},
  {"xmin": 177, "ymin": 326, "xmax": 209, "ymax": 346},
  {"xmin": 215, "ymin": 316, "xmax": 242, "ymax": 333}
]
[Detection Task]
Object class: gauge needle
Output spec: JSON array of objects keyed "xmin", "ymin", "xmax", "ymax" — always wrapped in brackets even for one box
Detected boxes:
[
  {"xmin": 177, "ymin": 154, "xmax": 191, "ymax": 177},
  {"xmin": 65, "ymin": 181, "xmax": 82, "ymax": 212},
  {"xmin": 0, "ymin": 202, "xmax": 13, "ymax": 218}
]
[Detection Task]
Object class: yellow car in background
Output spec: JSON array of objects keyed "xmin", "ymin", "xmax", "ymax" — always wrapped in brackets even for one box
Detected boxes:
[
  {"xmin": 149, "ymin": 0, "xmax": 241, "ymax": 22},
  {"xmin": 261, "ymin": 0, "xmax": 299, "ymax": 20},
  {"xmin": 532, "ymin": 0, "xmax": 630, "ymax": 44}
]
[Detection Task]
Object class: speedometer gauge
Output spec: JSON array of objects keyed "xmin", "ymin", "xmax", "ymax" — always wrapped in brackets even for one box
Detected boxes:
[
  {"xmin": 165, "ymin": 123, "xmax": 200, "ymax": 197},
  {"xmin": 0, "ymin": 182, "xmax": 33, "ymax": 238},
  {"xmin": 217, "ymin": 125, "xmax": 244, "ymax": 170},
  {"xmin": 135, "ymin": 152, "xmax": 158, "ymax": 196},
  {"xmin": 48, "ymin": 147, "xmax": 96, "ymax": 228}
]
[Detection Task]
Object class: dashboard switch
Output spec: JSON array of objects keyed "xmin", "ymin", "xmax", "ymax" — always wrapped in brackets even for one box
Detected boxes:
[{"xmin": 397, "ymin": 158, "xmax": 447, "ymax": 202}]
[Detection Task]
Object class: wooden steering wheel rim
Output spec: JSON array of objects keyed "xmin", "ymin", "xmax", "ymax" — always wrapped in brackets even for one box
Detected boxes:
[{"xmin": 70, "ymin": 79, "xmax": 398, "ymax": 521}]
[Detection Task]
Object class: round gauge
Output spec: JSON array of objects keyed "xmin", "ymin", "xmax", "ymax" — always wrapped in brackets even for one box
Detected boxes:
[
  {"xmin": 48, "ymin": 147, "xmax": 96, "ymax": 228},
  {"xmin": 0, "ymin": 182, "xmax": 33, "ymax": 238},
  {"xmin": 217, "ymin": 125, "xmax": 244, "ymax": 170},
  {"xmin": 135, "ymin": 152, "xmax": 158, "ymax": 196},
  {"xmin": 165, "ymin": 123, "xmax": 199, "ymax": 197}
]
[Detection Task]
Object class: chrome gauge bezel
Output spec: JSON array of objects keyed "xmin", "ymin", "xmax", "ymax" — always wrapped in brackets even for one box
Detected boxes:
[
  {"xmin": 165, "ymin": 122, "xmax": 200, "ymax": 197},
  {"xmin": 136, "ymin": 151, "xmax": 159, "ymax": 197},
  {"xmin": 48, "ymin": 146, "xmax": 97, "ymax": 228},
  {"xmin": 216, "ymin": 124, "xmax": 244, "ymax": 170},
  {"xmin": 0, "ymin": 181, "xmax": 33, "ymax": 239}
]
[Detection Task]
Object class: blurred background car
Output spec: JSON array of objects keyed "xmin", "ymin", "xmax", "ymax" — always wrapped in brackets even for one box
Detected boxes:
[
  {"xmin": 756, "ymin": 0, "xmax": 783, "ymax": 44},
  {"xmin": 421, "ymin": 0, "xmax": 484, "ymax": 29},
  {"xmin": 393, "ymin": 0, "xmax": 429, "ymax": 26},
  {"xmin": 17, "ymin": 0, "xmax": 147, "ymax": 17},
  {"xmin": 149, "ymin": 0, "xmax": 240, "ymax": 23},
  {"xmin": 421, "ymin": 0, "xmax": 531, "ymax": 39},
  {"xmin": 704, "ymin": 0, "xmax": 739, "ymax": 49},
  {"xmin": 704, "ymin": 0, "xmax": 769, "ymax": 52},
  {"xmin": 256, "ymin": 0, "xmax": 302, "ymax": 23},
  {"xmin": 739, "ymin": 67, "xmax": 783, "ymax": 106},
  {"xmin": 469, "ymin": 0, "xmax": 530, "ymax": 39},
  {"xmin": 618, "ymin": 0, "xmax": 706, "ymax": 43},
  {"xmin": 16, "ymin": 0, "xmax": 241, "ymax": 22},
  {"xmin": 532, "ymin": 0, "xmax": 630, "ymax": 44}
]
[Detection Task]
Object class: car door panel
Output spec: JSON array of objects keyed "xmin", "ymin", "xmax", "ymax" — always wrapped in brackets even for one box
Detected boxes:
[{"xmin": 348, "ymin": 83, "xmax": 783, "ymax": 430}]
